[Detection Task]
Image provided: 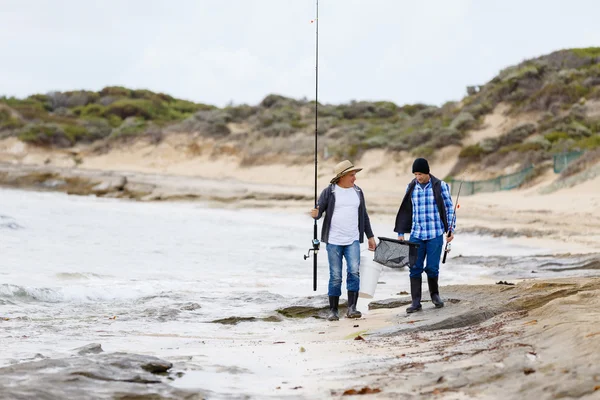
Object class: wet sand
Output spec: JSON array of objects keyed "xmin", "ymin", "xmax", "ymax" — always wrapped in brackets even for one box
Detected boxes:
[{"xmin": 162, "ymin": 278, "xmax": 600, "ymax": 399}]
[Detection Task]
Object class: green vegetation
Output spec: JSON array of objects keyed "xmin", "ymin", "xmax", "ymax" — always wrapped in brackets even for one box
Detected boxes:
[
  {"xmin": 1, "ymin": 86, "xmax": 213, "ymax": 146},
  {"xmin": 572, "ymin": 47, "xmax": 600, "ymax": 58},
  {"xmin": 1, "ymin": 47, "xmax": 599, "ymax": 175}
]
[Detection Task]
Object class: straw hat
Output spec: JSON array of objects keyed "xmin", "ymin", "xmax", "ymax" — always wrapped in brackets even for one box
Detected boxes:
[{"xmin": 330, "ymin": 160, "xmax": 363, "ymax": 183}]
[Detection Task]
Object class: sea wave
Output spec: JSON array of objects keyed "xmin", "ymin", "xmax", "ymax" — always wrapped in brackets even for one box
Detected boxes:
[
  {"xmin": 0, "ymin": 284, "xmax": 64, "ymax": 303},
  {"xmin": 0, "ymin": 283, "xmax": 158, "ymax": 304},
  {"xmin": 0, "ymin": 215, "xmax": 23, "ymax": 230},
  {"xmin": 54, "ymin": 272, "xmax": 110, "ymax": 280}
]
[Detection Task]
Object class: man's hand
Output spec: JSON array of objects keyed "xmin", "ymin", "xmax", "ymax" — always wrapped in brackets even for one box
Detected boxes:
[
  {"xmin": 446, "ymin": 231, "xmax": 454, "ymax": 243},
  {"xmin": 397, "ymin": 234, "xmax": 404, "ymax": 241},
  {"xmin": 310, "ymin": 206, "xmax": 319, "ymax": 219},
  {"xmin": 368, "ymin": 237, "xmax": 377, "ymax": 251}
]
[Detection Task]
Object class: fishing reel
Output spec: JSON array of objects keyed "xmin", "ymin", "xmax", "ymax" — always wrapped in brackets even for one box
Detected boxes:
[{"xmin": 304, "ymin": 239, "xmax": 320, "ymax": 260}]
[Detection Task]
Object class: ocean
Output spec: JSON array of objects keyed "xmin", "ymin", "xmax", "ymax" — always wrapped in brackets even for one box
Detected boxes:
[{"xmin": 1, "ymin": 187, "xmax": 595, "ymax": 398}]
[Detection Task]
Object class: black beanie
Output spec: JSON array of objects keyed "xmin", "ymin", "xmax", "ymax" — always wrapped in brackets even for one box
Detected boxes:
[{"xmin": 412, "ymin": 158, "xmax": 430, "ymax": 174}]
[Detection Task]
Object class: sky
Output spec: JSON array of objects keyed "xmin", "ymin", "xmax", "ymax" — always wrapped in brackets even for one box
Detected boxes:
[{"xmin": 1, "ymin": 0, "xmax": 600, "ymax": 108}]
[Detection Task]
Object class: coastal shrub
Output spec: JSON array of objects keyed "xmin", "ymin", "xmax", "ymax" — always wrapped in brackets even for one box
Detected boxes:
[
  {"xmin": 500, "ymin": 64, "xmax": 541, "ymax": 82},
  {"xmin": 110, "ymin": 117, "xmax": 147, "ymax": 138},
  {"xmin": 24, "ymin": 94, "xmax": 52, "ymax": 110},
  {"xmin": 99, "ymin": 86, "xmax": 132, "ymax": 98},
  {"xmin": 572, "ymin": 47, "xmax": 600, "ymax": 58},
  {"xmin": 415, "ymin": 106, "xmax": 440, "ymax": 120},
  {"xmin": 63, "ymin": 124, "xmax": 90, "ymax": 143},
  {"xmin": 525, "ymin": 82, "xmax": 590, "ymax": 111},
  {"xmin": 169, "ymin": 99, "xmax": 213, "ymax": 115},
  {"xmin": 81, "ymin": 118, "xmax": 113, "ymax": 140},
  {"xmin": 399, "ymin": 103, "xmax": 429, "ymax": 117},
  {"xmin": 170, "ymin": 110, "xmax": 231, "ymax": 137},
  {"xmin": 73, "ymin": 103, "xmax": 107, "ymax": 118},
  {"xmin": 464, "ymin": 101, "xmax": 493, "ymax": 119},
  {"xmin": 449, "ymin": 112, "xmax": 475, "ymax": 131},
  {"xmin": 459, "ymin": 144, "xmax": 485, "ymax": 158},
  {"xmin": 262, "ymin": 122, "xmax": 295, "ymax": 137},
  {"xmin": 256, "ymin": 107, "xmax": 300, "ymax": 129},
  {"xmin": 103, "ymin": 99, "xmax": 164, "ymax": 120},
  {"xmin": 363, "ymin": 134, "xmax": 390, "ymax": 149},
  {"xmin": 498, "ymin": 142, "xmax": 545, "ymax": 154},
  {"xmin": 290, "ymin": 119, "xmax": 308, "ymax": 129},
  {"xmin": 316, "ymin": 104, "xmax": 343, "ymax": 119},
  {"xmin": 550, "ymin": 138, "xmax": 576, "ymax": 153},
  {"xmin": 98, "ymin": 96, "xmax": 120, "ymax": 106},
  {"xmin": 315, "ymin": 118, "xmax": 334, "ymax": 136},
  {"xmin": 339, "ymin": 102, "xmax": 378, "ymax": 120},
  {"xmin": 64, "ymin": 90, "xmax": 99, "ymax": 107},
  {"xmin": 5, "ymin": 99, "xmax": 48, "ymax": 120},
  {"xmin": 544, "ymin": 131, "xmax": 570, "ymax": 143},
  {"xmin": 372, "ymin": 101, "xmax": 399, "ymax": 118},
  {"xmin": 499, "ymin": 123, "xmax": 537, "ymax": 147},
  {"xmin": 411, "ymin": 145, "xmax": 434, "ymax": 158},
  {"xmin": 18, "ymin": 124, "xmax": 72, "ymax": 147},
  {"xmin": 47, "ymin": 91, "xmax": 70, "ymax": 110},
  {"xmin": 131, "ymin": 89, "xmax": 172, "ymax": 102},
  {"xmin": 224, "ymin": 104, "xmax": 258, "ymax": 122},
  {"xmin": 0, "ymin": 109, "xmax": 23, "ymax": 130},
  {"xmin": 260, "ymin": 94, "xmax": 301, "ymax": 109},
  {"xmin": 387, "ymin": 135, "xmax": 410, "ymax": 151},
  {"xmin": 547, "ymin": 120, "xmax": 592, "ymax": 139},
  {"xmin": 574, "ymin": 134, "xmax": 600, "ymax": 150}
]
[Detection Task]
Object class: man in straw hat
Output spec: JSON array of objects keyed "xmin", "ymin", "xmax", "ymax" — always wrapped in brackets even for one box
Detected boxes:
[
  {"xmin": 394, "ymin": 157, "xmax": 455, "ymax": 313},
  {"xmin": 310, "ymin": 160, "xmax": 377, "ymax": 321}
]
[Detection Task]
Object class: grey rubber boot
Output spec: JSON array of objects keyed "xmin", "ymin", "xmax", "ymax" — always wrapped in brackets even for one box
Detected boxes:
[
  {"xmin": 346, "ymin": 291, "xmax": 362, "ymax": 319},
  {"xmin": 406, "ymin": 276, "xmax": 423, "ymax": 313},
  {"xmin": 327, "ymin": 296, "xmax": 340, "ymax": 321},
  {"xmin": 428, "ymin": 276, "xmax": 444, "ymax": 308}
]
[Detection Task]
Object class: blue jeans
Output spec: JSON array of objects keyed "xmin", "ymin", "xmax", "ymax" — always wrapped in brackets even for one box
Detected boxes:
[
  {"xmin": 408, "ymin": 234, "xmax": 444, "ymax": 279},
  {"xmin": 326, "ymin": 240, "xmax": 360, "ymax": 296}
]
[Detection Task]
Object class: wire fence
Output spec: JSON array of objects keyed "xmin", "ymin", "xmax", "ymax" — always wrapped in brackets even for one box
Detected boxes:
[
  {"xmin": 553, "ymin": 151, "xmax": 584, "ymax": 173},
  {"xmin": 449, "ymin": 165, "xmax": 534, "ymax": 196}
]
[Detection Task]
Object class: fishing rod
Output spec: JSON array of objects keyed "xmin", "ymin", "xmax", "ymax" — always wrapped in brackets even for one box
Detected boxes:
[
  {"xmin": 303, "ymin": 0, "xmax": 320, "ymax": 291},
  {"xmin": 442, "ymin": 180, "xmax": 462, "ymax": 264}
]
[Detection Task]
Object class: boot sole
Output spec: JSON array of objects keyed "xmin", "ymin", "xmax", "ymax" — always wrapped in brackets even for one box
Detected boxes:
[
  {"xmin": 406, "ymin": 307, "xmax": 422, "ymax": 313},
  {"xmin": 434, "ymin": 303, "xmax": 444, "ymax": 308}
]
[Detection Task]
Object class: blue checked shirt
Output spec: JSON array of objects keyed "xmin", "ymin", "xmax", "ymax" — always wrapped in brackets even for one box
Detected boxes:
[{"xmin": 409, "ymin": 180, "xmax": 455, "ymax": 240}]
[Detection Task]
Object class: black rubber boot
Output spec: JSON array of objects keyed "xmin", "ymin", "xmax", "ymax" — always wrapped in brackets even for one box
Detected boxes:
[
  {"xmin": 346, "ymin": 291, "xmax": 362, "ymax": 319},
  {"xmin": 406, "ymin": 277, "xmax": 422, "ymax": 313},
  {"xmin": 327, "ymin": 296, "xmax": 340, "ymax": 321},
  {"xmin": 428, "ymin": 276, "xmax": 444, "ymax": 308}
]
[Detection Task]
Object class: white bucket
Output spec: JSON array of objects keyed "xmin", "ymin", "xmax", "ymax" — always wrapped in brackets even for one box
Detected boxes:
[{"xmin": 359, "ymin": 260, "xmax": 383, "ymax": 299}]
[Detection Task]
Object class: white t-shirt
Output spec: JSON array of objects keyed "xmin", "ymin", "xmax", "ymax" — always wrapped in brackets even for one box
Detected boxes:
[{"xmin": 328, "ymin": 185, "xmax": 360, "ymax": 245}]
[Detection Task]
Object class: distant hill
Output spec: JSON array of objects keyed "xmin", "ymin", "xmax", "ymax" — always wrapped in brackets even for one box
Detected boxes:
[{"xmin": 1, "ymin": 47, "xmax": 599, "ymax": 180}]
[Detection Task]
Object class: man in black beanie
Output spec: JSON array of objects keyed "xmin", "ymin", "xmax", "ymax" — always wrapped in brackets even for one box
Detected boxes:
[{"xmin": 393, "ymin": 158, "xmax": 455, "ymax": 313}]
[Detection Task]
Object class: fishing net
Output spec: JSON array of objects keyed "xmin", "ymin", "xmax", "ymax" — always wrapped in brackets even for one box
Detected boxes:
[{"xmin": 373, "ymin": 237, "xmax": 419, "ymax": 269}]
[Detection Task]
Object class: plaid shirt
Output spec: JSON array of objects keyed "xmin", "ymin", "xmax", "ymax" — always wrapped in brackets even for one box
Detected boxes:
[{"xmin": 410, "ymin": 180, "xmax": 455, "ymax": 240}]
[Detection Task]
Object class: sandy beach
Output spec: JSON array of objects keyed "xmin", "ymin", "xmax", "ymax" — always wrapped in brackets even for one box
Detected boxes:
[
  {"xmin": 193, "ymin": 277, "xmax": 600, "ymax": 399},
  {"xmin": 1, "ymin": 136, "xmax": 600, "ymax": 399},
  {"xmin": 2, "ymin": 134, "xmax": 599, "ymax": 253}
]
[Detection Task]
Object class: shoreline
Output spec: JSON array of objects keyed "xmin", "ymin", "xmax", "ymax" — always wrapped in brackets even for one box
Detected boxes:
[
  {"xmin": 170, "ymin": 277, "xmax": 600, "ymax": 398},
  {"xmin": 1, "ymin": 142, "xmax": 600, "ymax": 398},
  {"xmin": 3, "ymin": 276, "xmax": 599, "ymax": 399},
  {"xmin": 2, "ymin": 158, "xmax": 599, "ymax": 255}
]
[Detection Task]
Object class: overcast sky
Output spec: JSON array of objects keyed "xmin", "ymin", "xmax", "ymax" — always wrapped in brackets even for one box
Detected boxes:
[{"xmin": 1, "ymin": 0, "xmax": 599, "ymax": 108}]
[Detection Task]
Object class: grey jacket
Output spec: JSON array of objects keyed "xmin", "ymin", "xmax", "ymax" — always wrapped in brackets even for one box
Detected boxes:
[{"xmin": 314, "ymin": 184, "xmax": 374, "ymax": 244}]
